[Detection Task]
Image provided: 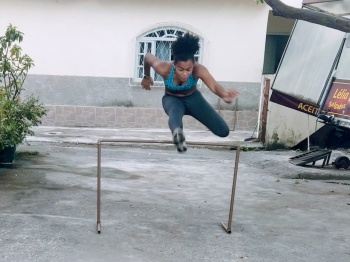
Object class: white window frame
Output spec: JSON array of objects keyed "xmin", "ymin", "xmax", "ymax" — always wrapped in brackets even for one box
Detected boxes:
[{"xmin": 134, "ymin": 27, "xmax": 203, "ymax": 85}]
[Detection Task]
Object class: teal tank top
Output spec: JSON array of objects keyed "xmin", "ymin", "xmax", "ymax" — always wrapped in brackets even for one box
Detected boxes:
[{"xmin": 164, "ymin": 65, "xmax": 198, "ymax": 92}]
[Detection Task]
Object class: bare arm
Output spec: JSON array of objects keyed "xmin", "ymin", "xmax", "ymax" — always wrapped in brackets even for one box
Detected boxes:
[
  {"xmin": 195, "ymin": 64, "xmax": 239, "ymax": 103},
  {"xmin": 141, "ymin": 53, "xmax": 171, "ymax": 90}
]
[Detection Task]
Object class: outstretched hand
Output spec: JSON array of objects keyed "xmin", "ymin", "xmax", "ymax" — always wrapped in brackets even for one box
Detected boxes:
[
  {"xmin": 222, "ymin": 89, "xmax": 239, "ymax": 103},
  {"xmin": 141, "ymin": 76, "xmax": 154, "ymax": 90}
]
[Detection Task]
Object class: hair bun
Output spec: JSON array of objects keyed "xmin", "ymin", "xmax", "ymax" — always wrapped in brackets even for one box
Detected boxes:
[{"xmin": 172, "ymin": 32, "xmax": 200, "ymax": 57}]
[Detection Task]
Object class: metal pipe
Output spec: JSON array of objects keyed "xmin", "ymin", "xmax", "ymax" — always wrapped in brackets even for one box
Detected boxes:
[
  {"xmin": 97, "ymin": 138, "xmax": 239, "ymax": 148},
  {"xmin": 233, "ymin": 98, "xmax": 238, "ymax": 131},
  {"xmin": 96, "ymin": 138, "xmax": 242, "ymax": 234},
  {"xmin": 221, "ymin": 145, "xmax": 240, "ymax": 234},
  {"xmin": 97, "ymin": 141, "xmax": 101, "ymax": 233}
]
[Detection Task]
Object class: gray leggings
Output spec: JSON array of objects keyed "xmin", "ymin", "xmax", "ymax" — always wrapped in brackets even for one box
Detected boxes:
[{"xmin": 162, "ymin": 91, "xmax": 229, "ymax": 137}]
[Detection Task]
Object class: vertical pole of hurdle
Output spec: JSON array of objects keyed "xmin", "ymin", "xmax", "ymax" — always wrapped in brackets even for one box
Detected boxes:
[
  {"xmin": 221, "ymin": 145, "xmax": 241, "ymax": 233},
  {"xmin": 97, "ymin": 141, "xmax": 102, "ymax": 233}
]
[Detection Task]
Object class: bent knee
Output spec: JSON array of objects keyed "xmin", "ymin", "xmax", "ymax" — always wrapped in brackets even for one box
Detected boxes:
[{"xmin": 215, "ymin": 126, "xmax": 230, "ymax": 137}]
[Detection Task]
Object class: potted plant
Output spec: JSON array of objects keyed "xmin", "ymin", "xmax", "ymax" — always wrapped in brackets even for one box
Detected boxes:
[{"xmin": 0, "ymin": 24, "xmax": 47, "ymax": 163}]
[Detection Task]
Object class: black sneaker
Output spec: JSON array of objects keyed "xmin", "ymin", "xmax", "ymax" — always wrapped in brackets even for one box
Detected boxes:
[{"xmin": 173, "ymin": 128, "xmax": 187, "ymax": 153}]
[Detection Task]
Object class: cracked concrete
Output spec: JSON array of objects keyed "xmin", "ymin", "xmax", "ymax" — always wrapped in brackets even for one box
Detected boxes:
[{"xmin": 0, "ymin": 126, "xmax": 349, "ymax": 262}]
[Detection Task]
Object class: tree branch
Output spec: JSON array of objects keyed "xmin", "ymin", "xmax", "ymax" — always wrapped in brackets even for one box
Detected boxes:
[{"xmin": 263, "ymin": 0, "xmax": 350, "ymax": 32}]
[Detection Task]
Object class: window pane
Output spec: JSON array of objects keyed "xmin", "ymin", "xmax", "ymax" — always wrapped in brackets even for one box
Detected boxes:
[
  {"xmin": 145, "ymin": 32, "xmax": 157, "ymax": 37},
  {"xmin": 175, "ymin": 31, "xmax": 183, "ymax": 37},
  {"xmin": 138, "ymin": 55, "xmax": 144, "ymax": 66},
  {"xmin": 156, "ymin": 41, "xmax": 171, "ymax": 61},
  {"xmin": 135, "ymin": 27, "xmax": 201, "ymax": 81},
  {"xmin": 336, "ymin": 38, "xmax": 350, "ymax": 80},
  {"xmin": 158, "ymin": 30, "xmax": 165, "ymax": 37},
  {"xmin": 147, "ymin": 42, "xmax": 152, "ymax": 53},
  {"xmin": 154, "ymin": 73, "xmax": 162, "ymax": 81},
  {"xmin": 138, "ymin": 67, "xmax": 143, "ymax": 78},
  {"xmin": 167, "ymin": 29, "xmax": 175, "ymax": 35},
  {"xmin": 139, "ymin": 42, "xmax": 144, "ymax": 53},
  {"xmin": 272, "ymin": 20, "xmax": 344, "ymax": 104}
]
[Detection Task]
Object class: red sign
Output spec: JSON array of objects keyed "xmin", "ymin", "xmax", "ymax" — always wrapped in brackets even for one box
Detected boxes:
[
  {"xmin": 322, "ymin": 79, "xmax": 350, "ymax": 119},
  {"xmin": 270, "ymin": 90, "xmax": 319, "ymax": 116}
]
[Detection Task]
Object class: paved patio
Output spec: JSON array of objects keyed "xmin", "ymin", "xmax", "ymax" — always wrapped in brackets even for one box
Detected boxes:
[{"xmin": 0, "ymin": 126, "xmax": 349, "ymax": 262}]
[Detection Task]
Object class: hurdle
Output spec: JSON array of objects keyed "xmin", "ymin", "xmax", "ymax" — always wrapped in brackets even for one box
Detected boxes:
[{"xmin": 96, "ymin": 139, "xmax": 241, "ymax": 234}]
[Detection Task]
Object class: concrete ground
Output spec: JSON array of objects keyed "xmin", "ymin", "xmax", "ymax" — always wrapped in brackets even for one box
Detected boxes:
[{"xmin": 1, "ymin": 126, "xmax": 350, "ymax": 262}]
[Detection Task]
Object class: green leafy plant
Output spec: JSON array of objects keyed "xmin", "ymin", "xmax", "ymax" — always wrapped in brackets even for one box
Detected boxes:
[{"xmin": 0, "ymin": 24, "xmax": 47, "ymax": 153}]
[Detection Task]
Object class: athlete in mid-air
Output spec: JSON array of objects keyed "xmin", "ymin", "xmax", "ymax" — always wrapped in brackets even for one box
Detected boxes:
[{"xmin": 141, "ymin": 32, "xmax": 238, "ymax": 152}]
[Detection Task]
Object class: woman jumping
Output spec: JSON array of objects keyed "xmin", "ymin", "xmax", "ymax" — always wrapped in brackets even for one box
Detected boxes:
[{"xmin": 141, "ymin": 32, "xmax": 238, "ymax": 152}]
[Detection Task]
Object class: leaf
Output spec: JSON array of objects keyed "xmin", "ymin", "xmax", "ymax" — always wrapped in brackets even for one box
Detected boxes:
[{"xmin": 0, "ymin": 24, "xmax": 42, "ymax": 149}]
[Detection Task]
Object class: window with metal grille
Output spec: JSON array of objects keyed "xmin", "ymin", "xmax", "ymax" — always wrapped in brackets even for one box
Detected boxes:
[{"xmin": 135, "ymin": 27, "xmax": 202, "ymax": 83}]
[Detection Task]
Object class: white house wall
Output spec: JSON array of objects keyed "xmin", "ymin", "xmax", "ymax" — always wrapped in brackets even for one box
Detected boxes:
[
  {"xmin": 266, "ymin": 101, "xmax": 323, "ymax": 148},
  {"xmin": 0, "ymin": 0, "xmax": 301, "ymax": 129},
  {"xmin": 0, "ymin": 0, "xmax": 272, "ymax": 82}
]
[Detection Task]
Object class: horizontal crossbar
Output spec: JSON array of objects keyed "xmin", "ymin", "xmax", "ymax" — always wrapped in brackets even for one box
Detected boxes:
[{"xmin": 97, "ymin": 139, "xmax": 238, "ymax": 148}]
